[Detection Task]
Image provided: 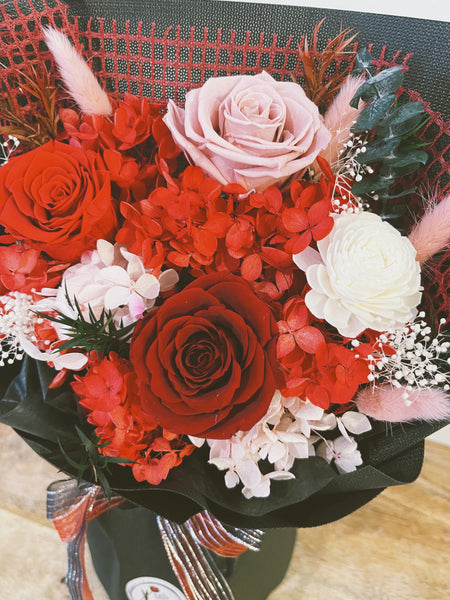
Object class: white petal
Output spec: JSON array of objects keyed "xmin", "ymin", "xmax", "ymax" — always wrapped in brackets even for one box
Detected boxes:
[
  {"xmin": 267, "ymin": 441, "xmax": 286, "ymax": 464},
  {"xmin": 188, "ymin": 436, "xmax": 205, "ymax": 447},
  {"xmin": 292, "ymin": 246, "xmax": 322, "ymax": 272},
  {"xmin": 96, "ymin": 239, "xmax": 115, "ymax": 265},
  {"xmin": 17, "ymin": 336, "xmax": 47, "ymax": 360},
  {"xmin": 316, "ymin": 441, "xmax": 333, "ymax": 463},
  {"xmin": 341, "ymin": 411, "xmax": 372, "ymax": 435},
  {"xmin": 236, "ymin": 458, "xmax": 262, "ymax": 488},
  {"xmin": 158, "ymin": 269, "xmax": 179, "ymax": 291},
  {"xmin": 243, "ymin": 477, "xmax": 271, "ymax": 498},
  {"xmin": 77, "ymin": 283, "xmax": 109, "ymax": 305},
  {"xmin": 98, "ymin": 265, "xmax": 131, "ymax": 287},
  {"xmin": 267, "ymin": 470, "xmax": 296, "ymax": 481},
  {"xmin": 127, "ymin": 255, "xmax": 146, "ymax": 281},
  {"xmin": 104, "ymin": 286, "xmax": 130, "ymax": 310},
  {"xmin": 311, "ymin": 413, "xmax": 337, "ymax": 431},
  {"xmin": 128, "ymin": 293, "xmax": 145, "ymax": 321},
  {"xmin": 120, "ymin": 247, "xmax": 139, "ymax": 263},
  {"xmin": 134, "ymin": 274, "xmax": 160, "ymax": 299},
  {"xmin": 209, "ymin": 457, "xmax": 234, "ymax": 471},
  {"xmin": 54, "ymin": 352, "xmax": 88, "ymax": 370},
  {"xmin": 295, "ymin": 400, "xmax": 324, "ymax": 421},
  {"xmin": 225, "ymin": 470, "xmax": 240, "ymax": 489},
  {"xmin": 304, "ymin": 289, "xmax": 327, "ymax": 319}
]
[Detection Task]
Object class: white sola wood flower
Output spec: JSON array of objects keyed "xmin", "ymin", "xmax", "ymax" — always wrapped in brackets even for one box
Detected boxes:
[
  {"xmin": 38, "ymin": 240, "xmax": 179, "ymax": 329},
  {"xmin": 191, "ymin": 391, "xmax": 371, "ymax": 498},
  {"xmin": 293, "ymin": 212, "xmax": 422, "ymax": 338}
]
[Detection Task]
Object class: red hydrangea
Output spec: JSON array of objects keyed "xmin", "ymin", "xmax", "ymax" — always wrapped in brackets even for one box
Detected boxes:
[
  {"xmin": 0, "ymin": 244, "xmax": 65, "ymax": 295},
  {"xmin": 116, "ymin": 162, "xmax": 334, "ymax": 293},
  {"xmin": 71, "ymin": 352, "xmax": 194, "ymax": 485}
]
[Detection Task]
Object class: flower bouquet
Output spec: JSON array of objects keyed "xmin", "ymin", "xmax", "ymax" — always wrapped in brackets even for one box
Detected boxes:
[{"xmin": 0, "ymin": 0, "xmax": 449, "ymax": 598}]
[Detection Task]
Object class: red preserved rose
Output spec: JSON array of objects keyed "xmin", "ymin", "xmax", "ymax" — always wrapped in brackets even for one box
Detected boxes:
[
  {"xmin": 0, "ymin": 140, "xmax": 117, "ymax": 263},
  {"xmin": 130, "ymin": 272, "xmax": 279, "ymax": 439}
]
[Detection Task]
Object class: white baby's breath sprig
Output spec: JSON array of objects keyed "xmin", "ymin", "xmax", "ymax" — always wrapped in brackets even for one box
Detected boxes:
[
  {"xmin": 0, "ymin": 292, "xmax": 38, "ymax": 365},
  {"xmin": 331, "ymin": 133, "xmax": 370, "ymax": 215},
  {"xmin": 366, "ymin": 313, "xmax": 450, "ymax": 402},
  {"xmin": 0, "ymin": 135, "xmax": 19, "ymax": 166}
]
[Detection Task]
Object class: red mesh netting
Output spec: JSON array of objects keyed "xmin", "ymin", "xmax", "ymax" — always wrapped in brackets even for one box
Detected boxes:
[{"xmin": 0, "ymin": 0, "xmax": 448, "ymax": 323}]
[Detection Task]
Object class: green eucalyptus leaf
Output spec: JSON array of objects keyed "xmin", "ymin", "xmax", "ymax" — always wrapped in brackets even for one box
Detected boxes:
[
  {"xmin": 380, "ymin": 161, "xmax": 425, "ymax": 178},
  {"xmin": 376, "ymin": 186, "xmax": 417, "ymax": 200},
  {"xmin": 353, "ymin": 94, "xmax": 397, "ymax": 132},
  {"xmin": 381, "ymin": 149, "xmax": 428, "ymax": 167},
  {"xmin": 354, "ymin": 48, "xmax": 372, "ymax": 72},
  {"xmin": 356, "ymin": 136, "xmax": 401, "ymax": 163},
  {"xmin": 350, "ymin": 66, "xmax": 403, "ymax": 108},
  {"xmin": 380, "ymin": 101, "xmax": 424, "ymax": 127},
  {"xmin": 365, "ymin": 65, "xmax": 404, "ymax": 94},
  {"xmin": 375, "ymin": 113, "xmax": 424, "ymax": 138},
  {"xmin": 351, "ymin": 175, "xmax": 392, "ymax": 195},
  {"xmin": 350, "ymin": 80, "xmax": 377, "ymax": 108}
]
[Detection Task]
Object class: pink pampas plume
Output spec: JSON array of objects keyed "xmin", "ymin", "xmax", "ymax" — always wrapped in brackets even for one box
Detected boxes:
[
  {"xmin": 317, "ymin": 75, "xmax": 365, "ymax": 170},
  {"xmin": 43, "ymin": 27, "xmax": 113, "ymax": 116},
  {"xmin": 356, "ymin": 385, "xmax": 450, "ymax": 423},
  {"xmin": 408, "ymin": 193, "xmax": 450, "ymax": 264}
]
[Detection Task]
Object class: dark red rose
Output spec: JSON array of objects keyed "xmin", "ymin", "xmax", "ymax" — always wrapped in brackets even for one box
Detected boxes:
[
  {"xmin": 0, "ymin": 140, "xmax": 117, "ymax": 263},
  {"xmin": 130, "ymin": 272, "xmax": 278, "ymax": 439}
]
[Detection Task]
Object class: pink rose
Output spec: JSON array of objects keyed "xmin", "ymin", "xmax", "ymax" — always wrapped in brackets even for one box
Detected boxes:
[{"xmin": 164, "ymin": 71, "xmax": 331, "ymax": 192}]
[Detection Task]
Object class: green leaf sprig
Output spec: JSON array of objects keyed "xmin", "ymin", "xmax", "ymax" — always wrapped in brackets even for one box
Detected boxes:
[
  {"xmin": 58, "ymin": 426, "xmax": 135, "ymax": 501},
  {"xmin": 37, "ymin": 287, "xmax": 137, "ymax": 358},
  {"xmin": 349, "ymin": 49, "xmax": 429, "ymax": 217}
]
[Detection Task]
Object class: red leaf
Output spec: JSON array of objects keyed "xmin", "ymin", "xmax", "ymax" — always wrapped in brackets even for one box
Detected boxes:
[
  {"xmin": 312, "ymin": 216, "xmax": 334, "ymax": 241},
  {"xmin": 192, "ymin": 228, "xmax": 217, "ymax": 256},
  {"xmin": 206, "ymin": 213, "xmax": 233, "ymax": 237},
  {"xmin": 308, "ymin": 199, "xmax": 331, "ymax": 225},
  {"xmin": 297, "ymin": 185, "xmax": 318, "ymax": 209},
  {"xmin": 294, "ymin": 326, "xmax": 325, "ymax": 353},
  {"xmin": 277, "ymin": 333, "xmax": 296, "ymax": 358},
  {"xmin": 316, "ymin": 156, "xmax": 334, "ymax": 180},
  {"xmin": 225, "ymin": 219, "xmax": 253, "ymax": 250},
  {"xmin": 289, "ymin": 230, "xmax": 312, "ymax": 254},
  {"xmin": 261, "ymin": 246, "xmax": 293, "ymax": 268},
  {"xmin": 286, "ymin": 302, "xmax": 308, "ymax": 329},
  {"xmin": 223, "ymin": 183, "xmax": 248, "ymax": 195},
  {"xmin": 182, "ymin": 166, "xmax": 204, "ymax": 189},
  {"xmin": 275, "ymin": 270, "xmax": 293, "ymax": 292},
  {"xmin": 282, "ymin": 208, "xmax": 308, "ymax": 233},
  {"xmin": 167, "ymin": 251, "xmax": 190, "ymax": 267},
  {"xmin": 241, "ymin": 253, "xmax": 262, "ymax": 281},
  {"xmin": 263, "ymin": 186, "xmax": 283, "ymax": 214}
]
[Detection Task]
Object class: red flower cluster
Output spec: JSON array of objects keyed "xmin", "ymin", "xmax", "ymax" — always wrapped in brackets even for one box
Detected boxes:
[
  {"xmin": 60, "ymin": 94, "xmax": 180, "ymax": 201},
  {"xmin": 72, "ymin": 352, "xmax": 195, "ymax": 485},
  {"xmin": 0, "ymin": 244, "xmax": 65, "ymax": 295},
  {"xmin": 116, "ymin": 163, "xmax": 334, "ymax": 290}
]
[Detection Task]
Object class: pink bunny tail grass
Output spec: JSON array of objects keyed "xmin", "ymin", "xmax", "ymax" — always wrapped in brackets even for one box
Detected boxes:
[
  {"xmin": 408, "ymin": 193, "xmax": 450, "ymax": 264},
  {"xmin": 43, "ymin": 27, "xmax": 113, "ymax": 116},
  {"xmin": 356, "ymin": 385, "xmax": 450, "ymax": 423},
  {"xmin": 318, "ymin": 75, "xmax": 365, "ymax": 169}
]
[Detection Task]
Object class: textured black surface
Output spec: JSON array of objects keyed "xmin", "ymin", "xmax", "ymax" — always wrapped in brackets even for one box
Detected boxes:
[{"xmin": 63, "ymin": 0, "xmax": 450, "ymax": 119}]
